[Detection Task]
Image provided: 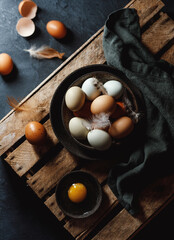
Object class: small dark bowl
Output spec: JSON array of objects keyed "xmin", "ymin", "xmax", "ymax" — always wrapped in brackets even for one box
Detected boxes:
[
  {"xmin": 50, "ymin": 64, "xmax": 145, "ymax": 160},
  {"xmin": 55, "ymin": 170, "xmax": 102, "ymax": 218}
]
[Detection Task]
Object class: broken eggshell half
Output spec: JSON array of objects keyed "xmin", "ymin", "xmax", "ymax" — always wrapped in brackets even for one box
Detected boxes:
[
  {"xmin": 16, "ymin": 17, "xmax": 35, "ymax": 37},
  {"xmin": 18, "ymin": 0, "xmax": 37, "ymax": 19}
]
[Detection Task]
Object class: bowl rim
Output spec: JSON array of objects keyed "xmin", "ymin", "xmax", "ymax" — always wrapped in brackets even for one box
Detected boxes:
[
  {"xmin": 50, "ymin": 64, "xmax": 145, "ymax": 160},
  {"xmin": 55, "ymin": 170, "xmax": 103, "ymax": 218}
]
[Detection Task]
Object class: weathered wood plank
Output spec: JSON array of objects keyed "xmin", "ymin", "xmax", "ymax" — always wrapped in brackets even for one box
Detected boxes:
[
  {"xmin": 44, "ymin": 193, "xmax": 65, "ymax": 221},
  {"xmin": 27, "ymin": 148, "xmax": 78, "ymax": 198},
  {"xmin": 81, "ymin": 158, "xmax": 117, "ymax": 184},
  {"xmin": 92, "ymin": 174, "xmax": 174, "ymax": 240},
  {"xmin": 0, "ymin": 0, "xmax": 166, "ymax": 157},
  {"xmin": 4, "ymin": 119, "xmax": 58, "ymax": 177},
  {"xmin": 127, "ymin": 0, "xmax": 164, "ymax": 27},
  {"xmin": 64, "ymin": 184, "xmax": 118, "ymax": 239},
  {"xmin": 161, "ymin": 44, "xmax": 174, "ymax": 65},
  {"xmin": 142, "ymin": 12, "xmax": 174, "ymax": 54},
  {"xmin": 0, "ymin": 33, "xmax": 104, "ymax": 156}
]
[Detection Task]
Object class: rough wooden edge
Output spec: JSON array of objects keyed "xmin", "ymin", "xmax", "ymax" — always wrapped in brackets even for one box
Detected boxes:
[
  {"xmin": 128, "ymin": 195, "xmax": 174, "ymax": 239},
  {"xmin": 0, "ymin": 27, "xmax": 104, "ymax": 124},
  {"xmin": 0, "ymin": 0, "xmax": 165, "ymax": 124},
  {"xmin": 91, "ymin": 174, "xmax": 174, "ymax": 240}
]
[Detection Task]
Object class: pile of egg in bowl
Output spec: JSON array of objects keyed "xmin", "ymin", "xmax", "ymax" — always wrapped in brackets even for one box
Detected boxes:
[{"xmin": 63, "ymin": 73, "xmax": 139, "ymax": 151}]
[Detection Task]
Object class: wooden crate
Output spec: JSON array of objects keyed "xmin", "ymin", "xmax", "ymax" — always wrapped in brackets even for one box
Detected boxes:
[{"xmin": 0, "ymin": 0, "xmax": 174, "ymax": 239}]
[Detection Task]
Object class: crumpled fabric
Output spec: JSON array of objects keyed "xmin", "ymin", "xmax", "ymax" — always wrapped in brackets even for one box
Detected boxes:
[{"xmin": 103, "ymin": 8, "xmax": 174, "ymax": 215}]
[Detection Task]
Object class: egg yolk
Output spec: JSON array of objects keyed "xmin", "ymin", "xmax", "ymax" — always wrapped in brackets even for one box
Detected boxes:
[{"xmin": 68, "ymin": 183, "xmax": 87, "ymax": 203}]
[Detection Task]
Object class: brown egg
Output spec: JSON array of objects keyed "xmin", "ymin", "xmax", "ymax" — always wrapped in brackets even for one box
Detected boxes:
[
  {"xmin": 0, "ymin": 53, "xmax": 13, "ymax": 75},
  {"xmin": 46, "ymin": 20, "xmax": 67, "ymax": 39},
  {"xmin": 18, "ymin": 0, "xmax": 37, "ymax": 19},
  {"xmin": 91, "ymin": 95, "xmax": 116, "ymax": 115},
  {"xmin": 108, "ymin": 116, "xmax": 134, "ymax": 139},
  {"xmin": 111, "ymin": 101, "xmax": 126, "ymax": 119},
  {"xmin": 73, "ymin": 101, "xmax": 92, "ymax": 118},
  {"xmin": 25, "ymin": 121, "xmax": 47, "ymax": 145}
]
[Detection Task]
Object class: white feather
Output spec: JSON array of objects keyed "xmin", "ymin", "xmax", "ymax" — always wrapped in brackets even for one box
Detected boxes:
[{"xmin": 24, "ymin": 45, "xmax": 49, "ymax": 59}]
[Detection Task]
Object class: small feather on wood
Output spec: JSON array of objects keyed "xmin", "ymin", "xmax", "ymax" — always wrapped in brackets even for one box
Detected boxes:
[
  {"xmin": 24, "ymin": 45, "xmax": 65, "ymax": 59},
  {"xmin": 7, "ymin": 96, "xmax": 46, "ymax": 113},
  {"xmin": 7, "ymin": 96, "xmax": 30, "ymax": 112}
]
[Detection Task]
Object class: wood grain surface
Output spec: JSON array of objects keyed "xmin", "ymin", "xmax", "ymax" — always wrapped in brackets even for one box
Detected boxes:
[{"xmin": 0, "ymin": 0, "xmax": 174, "ymax": 240}]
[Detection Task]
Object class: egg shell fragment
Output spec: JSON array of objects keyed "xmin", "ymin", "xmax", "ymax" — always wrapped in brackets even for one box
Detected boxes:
[
  {"xmin": 65, "ymin": 86, "xmax": 85, "ymax": 112},
  {"xmin": 81, "ymin": 77, "xmax": 101, "ymax": 101},
  {"xmin": 90, "ymin": 95, "xmax": 116, "ymax": 115},
  {"xmin": 18, "ymin": 0, "xmax": 37, "ymax": 19},
  {"xmin": 69, "ymin": 117, "xmax": 89, "ymax": 140},
  {"xmin": 104, "ymin": 80, "xmax": 123, "ymax": 99},
  {"xmin": 108, "ymin": 116, "xmax": 134, "ymax": 139},
  {"xmin": 87, "ymin": 129, "xmax": 112, "ymax": 151},
  {"xmin": 16, "ymin": 17, "xmax": 35, "ymax": 37}
]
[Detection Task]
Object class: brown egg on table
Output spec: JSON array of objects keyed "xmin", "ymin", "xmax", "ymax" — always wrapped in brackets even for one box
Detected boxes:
[
  {"xmin": 25, "ymin": 121, "xmax": 47, "ymax": 145},
  {"xmin": 108, "ymin": 116, "xmax": 134, "ymax": 139},
  {"xmin": 0, "ymin": 53, "xmax": 13, "ymax": 75},
  {"xmin": 90, "ymin": 95, "xmax": 116, "ymax": 115},
  {"xmin": 46, "ymin": 20, "xmax": 67, "ymax": 39},
  {"xmin": 111, "ymin": 101, "xmax": 127, "ymax": 119},
  {"xmin": 68, "ymin": 183, "xmax": 87, "ymax": 203},
  {"xmin": 73, "ymin": 100, "xmax": 92, "ymax": 118},
  {"xmin": 18, "ymin": 0, "xmax": 37, "ymax": 19}
]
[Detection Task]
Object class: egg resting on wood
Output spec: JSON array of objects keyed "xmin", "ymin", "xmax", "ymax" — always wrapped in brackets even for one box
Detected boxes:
[{"xmin": 25, "ymin": 121, "xmax": 47, "ymax": 145}]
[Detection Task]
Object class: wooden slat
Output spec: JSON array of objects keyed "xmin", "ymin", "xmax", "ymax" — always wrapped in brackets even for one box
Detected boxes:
[
  {"xmin": 161, "ymin": 44, "xmax": 174, "ymax": 65},
  {"xmin": 64, "ymin": 184, "xmax": 118, "ymax": 239},
  {"xmin": 4, "ymin": 119, "xmax": 58, "ymax": 177},
  {"xmin": 44, "ymin": 193, "xmax": 65, "ymax": 221},
  {"xmin": 92, "ymin": 174, "xmax": 174, "ymax": 240},
  {"xmin": 27, "ymin": 148, "xmax": 78, "ymax": 198},
  {"xmin": 142, "ymin": 12, "xmax": 174, "ymax": 54},
  {"xmin": 1, "ymin": 1, "xmax": 174, "ymax": 240},
  {"xmin": 0, "ymin": 0, "xmax": 166, "ymax": 157},
  {"xmin": 0, "ymin": 33, "xmax": 104, "ymax": 156},
  {"xmin": 80, "ymin": 158, "xmax": 117, "ymax": 184},
  {"xmin": 127, "ymin": 0, "xmax": 164, "ymax": 27}
]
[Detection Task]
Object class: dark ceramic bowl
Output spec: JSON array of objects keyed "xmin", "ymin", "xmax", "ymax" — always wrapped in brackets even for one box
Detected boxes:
[
  {"xmin": 50, "ymin": 64, "xmax": 144, "ymax": 160},
  {"xmin": 55, "ymin": 170, "xmax": 102, "ymax": 218}
]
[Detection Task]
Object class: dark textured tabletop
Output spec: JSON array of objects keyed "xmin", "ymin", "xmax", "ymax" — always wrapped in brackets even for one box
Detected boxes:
[{"xmin": 0, "ymin": 1, "xmax": 173, "ymax": 240}]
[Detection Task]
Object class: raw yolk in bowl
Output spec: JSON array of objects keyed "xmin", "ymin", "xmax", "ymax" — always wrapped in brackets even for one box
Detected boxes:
[{"xmin": 68, "ymin": 183, "xmax": 87, "ymax": 203}]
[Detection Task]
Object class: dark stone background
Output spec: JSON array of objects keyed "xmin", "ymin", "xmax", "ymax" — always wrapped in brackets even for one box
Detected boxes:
[{"xmin": 0, "ymin": 1, "xmax": 173, "ymax": 239}]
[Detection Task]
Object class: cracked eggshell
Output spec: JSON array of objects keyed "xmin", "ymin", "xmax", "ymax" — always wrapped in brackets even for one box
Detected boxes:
[
  {"xmin": 16, "ymin": 17, "xmax": 35, "ymax": 37},
  {"xmin": 18, "ymin": 0, "xmax": 37, "ymax": 19}
]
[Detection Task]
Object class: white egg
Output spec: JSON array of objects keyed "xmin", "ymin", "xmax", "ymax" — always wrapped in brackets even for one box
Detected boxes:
[
  {"xmin": 87, "ymin": 129, "xmax": 112, "ymax": 151},
  {"xmin": 65, "ymin": 86, "xmax": 85, "ymax": 111},
  {"xmin": 69, "ymin": 117, "xmax": 89, "ymax": 140},
  {"xmin": 81, "ymin": 77, "xmax": 101, "ymax": 101},
  {"xmin": 104, "ymin": 80, "xmax": 123, "ymax": 99}
]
